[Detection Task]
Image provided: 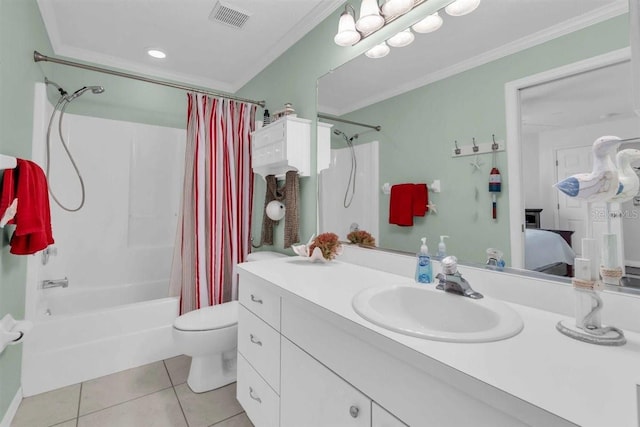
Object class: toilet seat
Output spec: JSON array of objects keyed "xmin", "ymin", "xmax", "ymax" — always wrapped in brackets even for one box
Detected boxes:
[{"xmin": 173, "ymin": 301, "xmax": 238, "ymax": 332}]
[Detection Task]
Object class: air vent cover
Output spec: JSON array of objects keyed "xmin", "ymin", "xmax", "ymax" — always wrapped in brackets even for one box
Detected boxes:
[{"xmin": 209, "ymin": 1, "xmax": 251, "ymax": 29}]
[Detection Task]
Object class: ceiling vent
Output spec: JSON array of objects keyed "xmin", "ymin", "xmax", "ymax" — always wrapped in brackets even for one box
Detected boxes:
[{"xmin": 209, "ymin": 1, "xmax": 251, "ymax": 29}]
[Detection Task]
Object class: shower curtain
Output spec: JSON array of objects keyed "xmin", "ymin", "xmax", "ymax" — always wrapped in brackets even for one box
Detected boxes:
[{"xmin": 170, "ymin": 93, "xmax": 256, "ymax": 314}]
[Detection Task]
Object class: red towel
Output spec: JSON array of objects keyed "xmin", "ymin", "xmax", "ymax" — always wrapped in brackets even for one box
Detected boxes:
[
  {"xmin": 6, "ymin": 159, "xmax": 54, "ymax": 255},
  {"xmin": 413, "ymin": 183, "xmax": 429, "ymax": 216},
  {"xmin": 389, "ymin": 183, "xmax": 415, "ymax": 226}
]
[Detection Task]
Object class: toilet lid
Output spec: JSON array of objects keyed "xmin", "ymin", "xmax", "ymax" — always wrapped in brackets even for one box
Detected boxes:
[{"xmin": 174, "ymin": 300, "xmax": 238, "ymax": 331}]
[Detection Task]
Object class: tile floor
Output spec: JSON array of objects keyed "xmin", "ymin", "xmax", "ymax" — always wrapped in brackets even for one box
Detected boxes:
[{"xmin": 11, "ymin": 356, "xmax": 254, "ymax": 427}]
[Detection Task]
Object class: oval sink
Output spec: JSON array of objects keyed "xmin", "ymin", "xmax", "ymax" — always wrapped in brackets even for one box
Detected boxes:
[{"xmin": 352, "ymin": 285, "xmax": 523, "ymax": 343}]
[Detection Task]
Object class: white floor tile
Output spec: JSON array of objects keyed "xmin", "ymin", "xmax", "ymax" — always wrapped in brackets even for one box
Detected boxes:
[
  {"xmin": 164, "ymin": 355, "xmax": 191, "ymax": 386},
  {"xmin": 175, "ymin": 383, "xmax": 243, "ymax": 427},
  {"xmin": 51, "ymin": 420, "xmax": 77, "ymax": 427},
  {"xmin": 79, "ymin": 361, "xmax": 172, "ymax": 416},
  {"xmin": 11, "ymin": 384, "xmax": 80, "ymax": 427},
  {"xmin": 212, "ymin": 412, "xmax": 254, "ymax": 427},
  {"xmin": 77, "ymin": 388, "xmax": 187, "ymax": 427}
]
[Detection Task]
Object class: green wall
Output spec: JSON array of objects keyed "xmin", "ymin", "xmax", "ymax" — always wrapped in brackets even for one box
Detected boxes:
[
  {"xmin": 239, "ymin": 6, "xmax": 629, "ymax": 263},
  {"xmin": 0, "ymin": 0, "xmax": 53, "ymax": 419}
]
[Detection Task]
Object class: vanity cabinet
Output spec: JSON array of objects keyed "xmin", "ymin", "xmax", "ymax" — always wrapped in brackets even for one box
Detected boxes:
[
  {"xmin": 251, "ymin": 115, "xmax": 311, "ymax": 179},
  {"xmin": 237, "ymin": 271, "xmax": 407, "ymax": 427},
  {"xmin": 237, "ymin": 268, "xmax": 575, "ymax": 427}
]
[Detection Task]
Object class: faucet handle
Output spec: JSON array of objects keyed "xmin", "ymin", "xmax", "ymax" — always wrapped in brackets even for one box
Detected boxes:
[{"xmin": 441, "ymin": 256, "xmax": 458, "ymax": 275}]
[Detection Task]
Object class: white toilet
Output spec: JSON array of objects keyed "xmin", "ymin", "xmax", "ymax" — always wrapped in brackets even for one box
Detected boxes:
[{"xmin": 173, "ymin": 251, "xmax": 287, "ymax": 393}]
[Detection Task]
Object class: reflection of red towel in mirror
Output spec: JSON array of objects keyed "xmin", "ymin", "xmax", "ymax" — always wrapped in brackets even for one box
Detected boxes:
[
  {"xmin": 389, "ymin": 183, "xmax": 415, "ymax": 226},
  {"xmin": 413, "ymin": 183, "xmax": 429, "ymax": 216},
  {"xmin": 5, "ymin": 159, "xmax": 54, "ymax": 255}
]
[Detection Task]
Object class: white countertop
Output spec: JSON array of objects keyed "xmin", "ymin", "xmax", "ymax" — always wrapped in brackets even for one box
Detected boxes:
[{"xmin": 239, "ymin": 257, "xmax": 640, "ymax": 427}]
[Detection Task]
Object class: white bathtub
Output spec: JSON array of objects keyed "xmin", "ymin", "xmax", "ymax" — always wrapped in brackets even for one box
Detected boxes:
[{"xmin": 21, "ymin": 282, "xmax": 180, "ymax": 397}]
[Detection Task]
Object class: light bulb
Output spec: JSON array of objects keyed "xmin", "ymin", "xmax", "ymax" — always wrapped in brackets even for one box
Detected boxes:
[
  {"xmin": 365, "ymin": 41, "xmax": 390, "ymax": 59},
  {"xmin": 381, "ymin": 0, "xmax": 413, "ymax": 17},
  {"xmin": 356, "ymin": 0, "xmax": 385, "ymax": 33},
  {"xmin": 412, "ymin": 12, "xmax": 443, "ymax": 33},
  {"xmin": 445, "ymin": 0, "xmax": 481, "ymax": 16},
  {"xmin": 334, "ymin": 8, "xmax": 361, "ymax": 46},
  {"xmin": 387, "ymin": 29, "xmax": 414, "ymax": 48}
]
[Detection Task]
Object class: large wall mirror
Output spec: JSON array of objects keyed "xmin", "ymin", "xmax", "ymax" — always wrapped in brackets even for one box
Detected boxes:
[{"xmin": 317, "ymin": 0, "xmax": 639, "ymax": 283}]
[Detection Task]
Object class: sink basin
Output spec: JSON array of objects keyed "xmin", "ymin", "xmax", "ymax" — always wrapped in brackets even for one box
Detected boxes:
[{"xmin": 352, "ymin": 285, "xmax": 523, "ymax": 343}]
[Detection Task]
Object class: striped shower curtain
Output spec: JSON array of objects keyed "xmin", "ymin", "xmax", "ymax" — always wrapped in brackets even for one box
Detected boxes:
[{"xmin": 170, "ymin": 93, "xmax": 256, "ymax": 314}]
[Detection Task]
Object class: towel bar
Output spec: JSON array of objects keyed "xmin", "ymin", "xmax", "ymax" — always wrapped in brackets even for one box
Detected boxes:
[
  {"xmin": 382, "ymin": 180, "xmax": 441, "ymax": 194},
  {"xmin": 0, "ymin": 154, "xmax": 17, "ymax": 171}
]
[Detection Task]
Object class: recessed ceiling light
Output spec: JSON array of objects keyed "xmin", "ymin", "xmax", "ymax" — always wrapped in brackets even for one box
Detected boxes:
[{"xmin": 147, "ymin": 49, "xmax": 166, "ymax": 59}]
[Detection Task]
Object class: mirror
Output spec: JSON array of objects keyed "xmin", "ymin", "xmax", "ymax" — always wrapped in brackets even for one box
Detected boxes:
[{"xmin": 317, "ymin": 0, "xmax": 635, "ymax": 276}]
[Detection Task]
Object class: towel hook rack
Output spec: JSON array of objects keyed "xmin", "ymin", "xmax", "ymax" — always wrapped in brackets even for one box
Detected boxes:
[
  {"xmin": 472, "ymin": 137, "xmax": 479, "ymax": 152},
  {"xmin": 454, "ymin": 141, "xmax": 461, "ymax": 155},
  {"xmin": 491, "ymin": 134, "xmax": 499, "ymax": 151}
]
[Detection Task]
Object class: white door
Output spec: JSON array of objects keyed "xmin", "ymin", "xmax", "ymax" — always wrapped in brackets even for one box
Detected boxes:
[
  {"xmin": 556, "ymin": 146, "xmax": 624, "ymax": 263},
  {"xmin": 280, "ymin": 338, "xmax": 372, "ymax": 427}
]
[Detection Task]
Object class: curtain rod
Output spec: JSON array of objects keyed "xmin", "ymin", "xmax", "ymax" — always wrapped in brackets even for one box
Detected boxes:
[
  {"xmin": 317, "ymin": 113, "xmax": 381, "ymax": 131},
  {"xmin": 33, "ymin": 51, "xmax": 266, "ymax": 108}
]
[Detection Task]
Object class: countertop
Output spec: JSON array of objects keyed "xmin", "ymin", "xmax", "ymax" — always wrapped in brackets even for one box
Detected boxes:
[{"xmin": 238, "ymin": 257, "xmax": 640, "ymax": 427}]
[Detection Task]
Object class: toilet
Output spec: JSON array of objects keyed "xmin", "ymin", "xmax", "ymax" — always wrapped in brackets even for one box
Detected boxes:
[{"xmin": 172, "ymin": 251, "xmax": 287, "ymax": 393}]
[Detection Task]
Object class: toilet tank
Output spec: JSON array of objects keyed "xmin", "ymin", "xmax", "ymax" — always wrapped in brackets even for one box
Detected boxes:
[{"xmin": 246, "ymin": 251, "xmax": 288, "ymax": 262}]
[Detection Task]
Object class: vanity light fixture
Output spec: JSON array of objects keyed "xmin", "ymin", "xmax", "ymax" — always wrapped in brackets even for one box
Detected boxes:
[
  {"xmin": 412, "ymin": 12, "xmax": 443, "ymax": 33},
  {"xmin": 445, "ymin": 0, "xmax": 481, "ymax": 16},
  {"xmin": 334, "ymin": 4, "xmax": 362, "ymax": 46},
  {"xmin": 365, "ymin": 41, "xmax": 391, "ymax": 58},
  {"xmin": 381, "ymin": 0, "xmax": 413, "ymax": 17},
  {"xmin": 356, "ymin": 0, "xmax": 385, "ymax": 33},
  {"xmin": 387, "ymin": 28, "xmax": 415, "ymax": 47},
  {"xmin": 147, "ymin": 49, "xmax": 166, "ymax": 59}
]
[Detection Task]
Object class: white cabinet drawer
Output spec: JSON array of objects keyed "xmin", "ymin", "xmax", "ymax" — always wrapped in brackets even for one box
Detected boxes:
[
  {"xmin": 237, "ymin": 353, "xmax": 280, "ymax": 427},
  {"xmin": 239, "ymin": 273, "xmax": 280, "ymax": 330},
  {"xmin": 238, "ymin": 305, "xmax": 281, "ymax": 393},
  {"xmin": 373, "ymin": 402, "xmax": 408, "ymax": 427}
]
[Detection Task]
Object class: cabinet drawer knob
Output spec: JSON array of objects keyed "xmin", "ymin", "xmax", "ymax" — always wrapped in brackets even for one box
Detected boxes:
[
  {"xmin": 250, "ymin": 334, "xmax": 263, "ymax": 346},
  {"xmin": 349, "ymin": 405, "xmax": 359, "ymax": 418},
  {"xmin": 249, "ymin": 387, "xmax": 262, "ymax": 403},
  {"xmin": 250, "ymin": 294, "xmax": 263, "ymax": 304}
]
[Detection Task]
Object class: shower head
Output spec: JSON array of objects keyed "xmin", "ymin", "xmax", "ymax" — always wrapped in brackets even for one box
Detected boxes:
[
  {"xmin": 333, "ymin": 129, "xmax": 357, "ymax": 142},
  {"xmin": 66, "ymin": 85, "xmax": 105, "ymax": 101}
]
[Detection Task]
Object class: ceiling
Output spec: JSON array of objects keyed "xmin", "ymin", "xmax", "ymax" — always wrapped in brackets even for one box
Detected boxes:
[
  {"xmin": 520, "ymin": 60, "xmax": 635, "ymax": 135},
  {"xmin": 318, "ymin": 0, "xmax": 628, "ymax": 115},
  {"xmin": 37, "ymin": 0, "xmax": 342, "ymax": 94}
]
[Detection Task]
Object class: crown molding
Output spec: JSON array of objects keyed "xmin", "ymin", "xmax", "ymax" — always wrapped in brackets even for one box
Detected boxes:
[{"xmin": 336, "ymin": 1, "xmax": 629, "ymax": 115}]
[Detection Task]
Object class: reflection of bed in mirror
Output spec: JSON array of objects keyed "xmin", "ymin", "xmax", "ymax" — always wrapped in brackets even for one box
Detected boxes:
[{"xmin": 525, "ymin": 229, "xmax": 576, "ymax": 277}]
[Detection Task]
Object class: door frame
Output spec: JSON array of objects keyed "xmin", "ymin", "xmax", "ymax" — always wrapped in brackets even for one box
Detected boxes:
[{"xmin": 505, "ymin": 48, "xmax": 630, "ymax": 269}]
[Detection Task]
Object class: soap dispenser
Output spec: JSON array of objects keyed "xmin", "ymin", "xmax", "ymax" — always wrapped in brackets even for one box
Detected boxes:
[
  {"xmin": 437, "ymin": 235, "xmax": 449, "ymax": 257},
  {"xmin": 415, "ymin": 237, "xmax": 433, "ymax": 283}
]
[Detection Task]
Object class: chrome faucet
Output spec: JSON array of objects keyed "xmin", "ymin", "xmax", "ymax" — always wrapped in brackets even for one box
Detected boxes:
[
  {"xmin": 41, "ymin": 277, "xmax": 68, "ymax": 289},
  {"xmin": 435, "ymin": 256, "xmax": 483, "ymax": 299}
]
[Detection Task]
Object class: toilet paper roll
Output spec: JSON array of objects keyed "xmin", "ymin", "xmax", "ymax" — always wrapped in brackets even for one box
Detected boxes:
[{"xmin": 0, "ymin": 314, "xmax": 33, "ymax": 354}]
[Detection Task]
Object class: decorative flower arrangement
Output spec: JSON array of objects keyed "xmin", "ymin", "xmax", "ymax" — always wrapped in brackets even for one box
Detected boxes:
[
  {"xmin": 309, "ymin": 232, "xmax": 342, "ymax": 261},
  {"xmin": 347, "ymin": 230, "xmax": 376, "ymax": 247},
  {"xmin": 292, "ymin": 233, "xmax": 342, "ymax": 262}
]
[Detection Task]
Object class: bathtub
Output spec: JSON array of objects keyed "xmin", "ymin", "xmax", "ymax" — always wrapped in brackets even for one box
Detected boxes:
[{"xmin": 21, "ymin": 281, "xmax": 180, "ymax": 397}]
